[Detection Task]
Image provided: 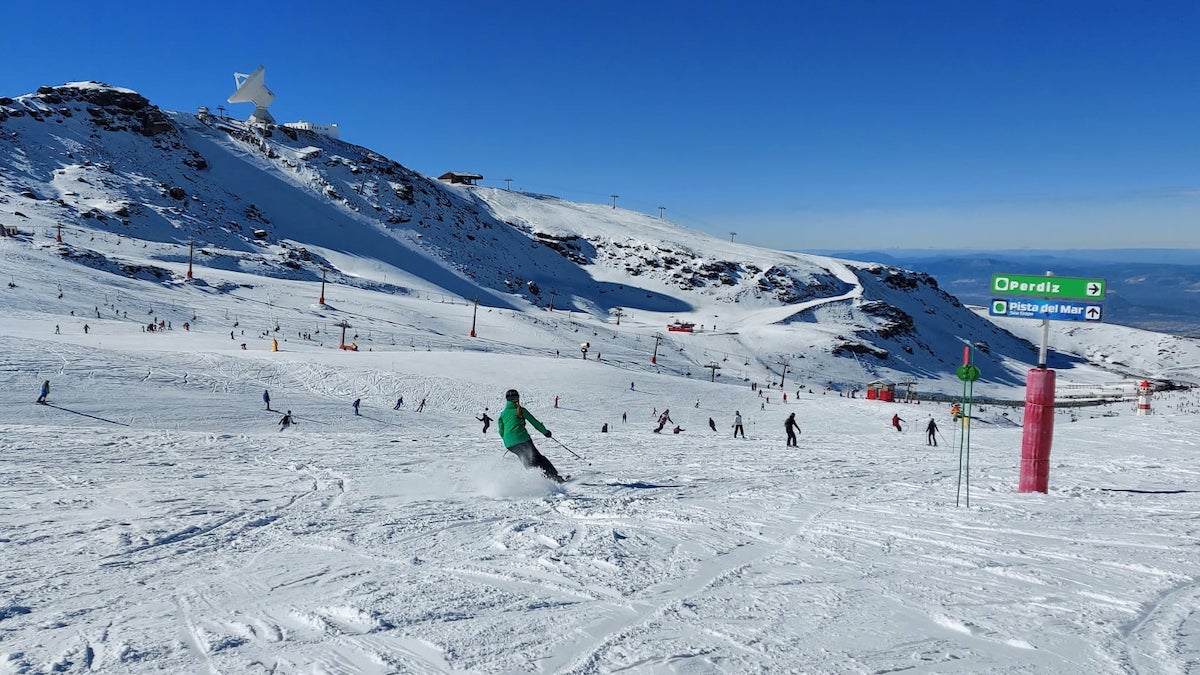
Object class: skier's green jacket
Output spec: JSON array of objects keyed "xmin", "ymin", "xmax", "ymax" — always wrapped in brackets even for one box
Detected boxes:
[{"xmin": 498, "ymin": 399, "xmax": 550, "ymax": 448}]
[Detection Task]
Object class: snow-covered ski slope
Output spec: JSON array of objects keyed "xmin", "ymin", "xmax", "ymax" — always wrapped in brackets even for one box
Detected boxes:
[
  {"xmin": 0, "ymin": 82, "xmax": 1071, "ymax": 390},
  {"xmin": 3, "ymin": 82, "xmax": 1200, "ymax": 673},
  {"xmin": 3, "ymin": 278, "xmax": 1200, "ymax": 673}
]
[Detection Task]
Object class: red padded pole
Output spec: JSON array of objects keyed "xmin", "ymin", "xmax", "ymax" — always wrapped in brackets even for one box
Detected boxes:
[{"xmin": 1019, "ymin": 368, "xmax": 1056, "ymax": 493}]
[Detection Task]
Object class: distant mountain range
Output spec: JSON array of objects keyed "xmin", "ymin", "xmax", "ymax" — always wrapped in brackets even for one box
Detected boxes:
[{"xmin": 808, "ymin": 249, "xmax": 1200, "ymax": 338}]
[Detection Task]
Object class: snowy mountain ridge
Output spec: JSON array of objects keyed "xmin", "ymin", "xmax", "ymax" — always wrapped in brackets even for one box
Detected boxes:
[
  {"xmin": 2, "ymin": 81, "xmax": 1197, "ymax": 389},
  {"xmin": 5, "ymin": 84, "xmax": 1200, "ymax": 675}
]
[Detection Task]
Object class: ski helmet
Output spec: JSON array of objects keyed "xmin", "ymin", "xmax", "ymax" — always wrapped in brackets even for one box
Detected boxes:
[{"xmin": 505, "ymin": 389, "xmax": 520, "ymax": 401}]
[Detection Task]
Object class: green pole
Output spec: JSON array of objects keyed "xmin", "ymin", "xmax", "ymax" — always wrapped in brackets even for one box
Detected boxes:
[{"xmin": 955, "ymin": 346, "xmax": 980, "ymax": 507}]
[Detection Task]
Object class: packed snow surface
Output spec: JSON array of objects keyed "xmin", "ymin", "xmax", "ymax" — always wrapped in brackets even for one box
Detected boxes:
[
  {"xmin": 2, "ymin": 83, "xmax": 1199, "ymax": 673},
  {"xmin": 3, "ymin": 268, "xmax": 1199, "ymax": 674}
]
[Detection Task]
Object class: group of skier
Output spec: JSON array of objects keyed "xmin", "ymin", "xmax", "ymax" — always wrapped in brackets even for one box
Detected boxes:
[
  {"xmin": 35, "ymin": 376, "xmax": 949, "ymax": 486},
  {"xmin": 893, "ymin": 412, "xmax": 943, "ymax": 446}
]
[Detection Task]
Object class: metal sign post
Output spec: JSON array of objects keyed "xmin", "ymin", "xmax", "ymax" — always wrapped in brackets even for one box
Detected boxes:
[{"xmin": 991, "ymin": 271, "xmax": 1108, "ymax": 493}]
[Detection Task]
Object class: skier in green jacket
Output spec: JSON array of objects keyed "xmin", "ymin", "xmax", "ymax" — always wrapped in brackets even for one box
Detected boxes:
[{"xmin": 497, "ymin": 389, "xmax": 564, "ymax": 483}]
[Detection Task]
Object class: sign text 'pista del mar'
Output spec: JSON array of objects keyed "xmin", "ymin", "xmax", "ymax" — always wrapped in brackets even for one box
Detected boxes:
[{"xmin": 989, "ymin": 298, "xmax": 1103, "ymax": 322}]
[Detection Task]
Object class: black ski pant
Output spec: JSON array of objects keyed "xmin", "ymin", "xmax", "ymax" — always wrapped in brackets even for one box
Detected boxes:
[
  {"xmin": 507, "ymin": 440, "xmax": 561, "ymax": 481},
  {"xmin": 786, "ymin": 429, "xmax": 797, "ymax": 446},
  {"xmin": 734, "ymin": 424, "xmax": 744, "ymax": 438}
]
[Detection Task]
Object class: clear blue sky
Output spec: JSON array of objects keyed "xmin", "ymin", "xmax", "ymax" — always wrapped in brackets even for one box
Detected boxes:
[{"xmin": 4, "ymin": 0, "xmax": 1198, "ymax": 250}]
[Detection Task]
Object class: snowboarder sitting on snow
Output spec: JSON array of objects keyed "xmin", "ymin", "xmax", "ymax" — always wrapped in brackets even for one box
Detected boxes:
[
  {"xmin": 498, "ymin": 389, "xmax": 564, "ymax": 483},
  {"xmin": 37, "ymin": 379, "xmax": 50, "ymax": 404},
  {"xmin": 477, "ymin": 408, "xmax": 493, "ymax": 433},
  {"xmin": 672, "ymin": 425, "xmax": 684, "ymax": 434},
  {"xmin": 654, "ymin": 409, "xmax": 673, "ymax": 433}
]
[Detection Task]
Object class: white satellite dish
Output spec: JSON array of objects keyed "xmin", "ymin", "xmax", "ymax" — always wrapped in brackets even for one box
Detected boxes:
[{"xmin": 227, "ymin": 65, "xmax": 276, "ymax": 125}]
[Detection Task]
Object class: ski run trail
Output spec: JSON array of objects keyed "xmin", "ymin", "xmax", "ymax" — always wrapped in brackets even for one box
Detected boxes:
[
  {"xmin": 3, "ymin": 333, "xmax": 1199, "ymax": 674},
  {"xmin": 1, "ymin": 251, "xmax": 1198, "ymax": 673}
]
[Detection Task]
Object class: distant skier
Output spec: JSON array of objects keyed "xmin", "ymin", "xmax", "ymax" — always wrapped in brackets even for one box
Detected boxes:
[
  {"xmin": 733, "ymin": 411, "xmax": 745, "ymax": 438},
  {"xmin": 621, "ymin": 412, "xmax": 627, "ymax": 423},
  {"xmin": 477, "ymin": 408, "xmax": 493, "ymax": 433},
  {"xmin": 926, "ymin": 418, "xmax": 939, "ymax": 446},
  {"xmin": 263, "ymin": 389, "xmax": 271, "ymax": 410},
  {"xmin": 416, "ymin": 398, "xmax": 426, "ymax": 412},
  {"xmin": 601, "ymin": 423, "xmax": 608, "ymax": 433},
  {"xmin": 36, "ymin": 379, "xmax": 50, "ymax": 404},
  {"xmin": 497, "ymin": 389, "xmax": 563, "ymax": 483},
  {"xmin": 708, "ymin": 417, "xmax": 717, "ymax": 432},
  {"xmin": 785, "ymin": 412, "xmax": 801, "ymax": 447},
  {"xmin": 393, "ymin": 396, "xmax": 403, "ymax": 410},
  {"xmin": 892, "ymin": 414, "xmax": 905, "ymax": 432},
  {"xmin": 630, "ymin": 381, "xmax": 635, "ymax": 391},
  {"xmin": 554, "ymin": 395, "xmax": 560, "ymax": 408},
  {"xmin": 694, "ymin": 398, "xmax": 700, "ymax": 408},
  {"xmin": 279, "ymin": 410, "xmax": 295, "ymax": 431},
  {"xmin": 353, "ymin": 398, "xmax": 361, "ymax": 416},
  {"xmin": 654, "ymin": 409, "xmax": 673, "ymax": 433}
]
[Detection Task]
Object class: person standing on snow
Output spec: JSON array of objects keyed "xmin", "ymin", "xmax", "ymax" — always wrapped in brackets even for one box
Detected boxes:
[
  {"xmin": 263, "ymin": 389, "xmax": 271, "ymax": 410},
  {"xmin": 785, "ymin": 412, "xmax": 801, "ymax": 447},
  {"xmin": 393, "ymin": 396, "xmax": 403, "ymax": 410},
  {"xmin": 37, "ymin": 379, "xmax": 50, "ymax": 404},
  {"xmin": 497, "ymin": 389, "xmax": 564, "ymax": 483},
  {"xmin": 892, "ymin": 414, "xmax": 905, "ymax": 432},
  {"xmin": 654, "ymin": 409, "xmax": 673, "ymax": 433},
  {"xmin": 353, "ymin": 398, "xmax": 361, "ymax": 416},
  {"xmin": 416, "ymin": 398, "xmax": 426, "ymax": 412},
  {"xmin": 708, "ymin": 417, "xmax": 717, "ymax": 432},
  {"xmin": 477, "ymin": 408, "xmax": 493, "ymax": 433},
  {"xmin": 733, "ymin": 411, "xmax": 745, "ymax": 438},
  {"xmin": 926, "ymin": 418, "xmax": 939, "ymax": 446}
]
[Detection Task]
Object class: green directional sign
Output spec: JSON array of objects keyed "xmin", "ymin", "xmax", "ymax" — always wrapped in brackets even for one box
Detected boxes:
[{"xmin": 991, "ymin": 274, "xmax": 1106, "ymax": 300}]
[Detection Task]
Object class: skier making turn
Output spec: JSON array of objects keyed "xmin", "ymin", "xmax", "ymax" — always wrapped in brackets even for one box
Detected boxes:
[{"xmin": 498, "ymin": 389, "xmax": 564, "ymax": 483}]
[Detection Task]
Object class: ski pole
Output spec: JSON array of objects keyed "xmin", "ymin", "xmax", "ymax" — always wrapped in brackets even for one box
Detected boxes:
[{"xmin": 549, "ymin": 436, "xmax": 590, "ymax": 464}]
